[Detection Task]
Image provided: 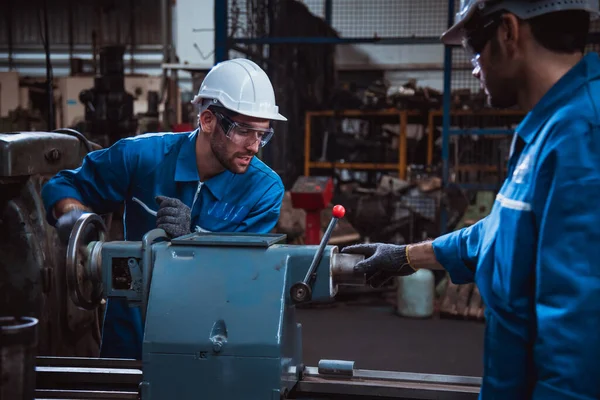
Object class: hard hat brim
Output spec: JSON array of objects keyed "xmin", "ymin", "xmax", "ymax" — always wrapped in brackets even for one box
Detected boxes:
[
  {"xmin": 440, "ymin": 0, "xmax": 481, "ymax": 46},
  {"xmin": 191, "ymin": 96, "xmax": 287, "ymax": 122},
  {"xmin": 236, "ymin": 109, "xmax": 288, "ymax": 122},
  {"xmin": 440, "ymin": 22, "xmax": 466, "ymax": 46}
]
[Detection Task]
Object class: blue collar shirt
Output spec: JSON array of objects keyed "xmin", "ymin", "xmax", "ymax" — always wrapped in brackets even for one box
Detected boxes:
[
  {"xmin": 432, "ymin": 53, "xmax": 600, "ymax": 399},
  {"xmin": 42, "ymin": 129, "xmax": 285, "ymax": 240}
]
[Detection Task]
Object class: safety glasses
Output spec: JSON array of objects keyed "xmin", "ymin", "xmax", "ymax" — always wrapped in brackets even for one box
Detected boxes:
[
  {"xmin": 212, "ymin": 110, "xmax": 275, "ymax": 148},
  {"xmin": 462, "ymin": 14, "xmax": 504, "ymax": 69}
]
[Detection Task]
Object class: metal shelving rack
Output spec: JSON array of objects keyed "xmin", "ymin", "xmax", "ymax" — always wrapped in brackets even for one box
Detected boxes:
[{"xmin": 303, "ymin": 109, "xmax": 425, "ymax": 180}]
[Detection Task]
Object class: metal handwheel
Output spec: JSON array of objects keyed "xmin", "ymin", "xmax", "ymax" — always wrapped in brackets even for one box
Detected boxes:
[{"xmin": 65, "ymin": 212, "xmax": 107, "ymax": 310}]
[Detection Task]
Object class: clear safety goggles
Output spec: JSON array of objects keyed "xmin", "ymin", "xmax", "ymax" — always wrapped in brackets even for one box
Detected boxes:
[
  {"xmin": 469, "ymin": 54, "xmax": 482, "ymax": 73},
  {"xmin": 212, "ymin": 110, "xmax": 275, "ymax": 148},
  {"xmin": 462, "ymin": 13, "xmax": 503, "ymax": 70}
]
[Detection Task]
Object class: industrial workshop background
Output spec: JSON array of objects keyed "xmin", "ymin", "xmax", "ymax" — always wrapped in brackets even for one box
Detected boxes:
[{"xmin": 1, "ymin": 0, "xmax": 600, "ymax": 361}]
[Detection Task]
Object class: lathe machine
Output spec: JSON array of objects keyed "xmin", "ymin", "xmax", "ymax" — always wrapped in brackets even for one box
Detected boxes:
[{"xmin": 27, "ymin": 205, "xmax": 482, "ymax": 399}]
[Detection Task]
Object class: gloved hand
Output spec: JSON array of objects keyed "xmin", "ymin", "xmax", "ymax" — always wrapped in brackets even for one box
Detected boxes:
[
  {"xmin": 155, "ymin": 196, "xmax": 191, "ymax": 238},
  {"xmin": 55, "ymin": 208, "xmax": 94, "ymax": 245},
  {"xmin": 342, "ymin": 243, "xmax": 417, "ymax": 287}
]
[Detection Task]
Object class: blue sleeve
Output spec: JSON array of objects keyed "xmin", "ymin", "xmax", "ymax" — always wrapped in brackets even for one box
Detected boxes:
[
  {"xmin": 41, "ymin": 139, "xmax": 137, "ymax": 225},
  {"xmin": 532, "ymin": 128, "xmax": 600, "ymax": 400},
  {"xmin": 431, "ymin": 218, "xmax": 485, "ymax": 284},
  {"xmin": 236, "ymin": 182, "xmax": 284, "ymax": 234}
]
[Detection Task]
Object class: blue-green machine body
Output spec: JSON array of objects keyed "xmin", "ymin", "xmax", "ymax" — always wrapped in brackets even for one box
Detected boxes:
[
  {"xmin": 71, "ymin": 215, "xmax": 362, "ymax": 399},
  {"xmin": 141, "ymin": 234, "xmax": 332, "ymax": 399}
]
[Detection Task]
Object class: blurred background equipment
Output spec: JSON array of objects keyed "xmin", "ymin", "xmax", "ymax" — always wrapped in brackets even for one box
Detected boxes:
[
  {"xmin": 78, "ymin": 45, "xmax": 138, "ymax": 147},
  {"xmin": 290, "ymin": 176, "xmax": 334, "ymax": 245}
]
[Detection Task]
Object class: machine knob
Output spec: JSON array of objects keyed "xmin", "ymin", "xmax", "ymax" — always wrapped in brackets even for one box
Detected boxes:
[
  {"xmin": 331, "ymin": 205, "xmax": 345, "ymax": 219},
  {"xmin": 290, "ymin": 205, "xmax": 346, "ymax": 304}
]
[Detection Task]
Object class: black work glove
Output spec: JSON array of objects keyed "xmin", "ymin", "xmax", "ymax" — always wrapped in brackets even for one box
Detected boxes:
[
  {"xmin": 55, "ymin": 208, "xmax": 97, "ymax": 245},
  {"xmin": 342, "ymin": 243, "xmax": 417, "ymax": 287},
  {"xmin": 155, "ymin": 196, "xmax": 191, "ymax": 238}
]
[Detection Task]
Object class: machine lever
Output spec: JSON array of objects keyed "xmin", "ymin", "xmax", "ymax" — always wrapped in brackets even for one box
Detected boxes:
[{"xmin": 290, "ymin": 205, "xmax": 345, "ymax": 303}]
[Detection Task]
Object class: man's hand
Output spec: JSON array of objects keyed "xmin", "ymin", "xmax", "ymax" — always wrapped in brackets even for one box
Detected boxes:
[
  {"xmin": 55, "ymin": 208, "xmax": 89, "ymax": 245},
  {"xmin": 342, "ymin": 243, "xmax": 417, "ymax": 286},
  {"xmin": 155, "ymin": 196, "xmax": 191, "ymax": 238}
]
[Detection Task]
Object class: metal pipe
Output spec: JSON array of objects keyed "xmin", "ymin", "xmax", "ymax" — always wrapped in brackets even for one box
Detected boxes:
[
  {"xmin": 36, "ymin": 357, "xmax": 141, "ymax": 369},
  {"xmin": 232, "ymin": 36, "xmax": 442, "ymax": 45},
  {"xmin": 440, "ymin": 0, "xmax": 455, "ymax": 235},
  {"xmin": 42, "ymin": 0, "xmax": 55, "ymax": 131},
  {"xmin": 35, "ymin": 389, "xmax": 138, "ymax": 399},
  {"xmin": 129, "ymin": 0, "xmax": 135, "ymax": 74},
  {"xmin": 325, "ymin": 0, "xmax": 333, "ymax": 25},
  {"xmin": 6, "ymin": 0, "xmax": 14, "ymax": 70},
  {"xmin": 67, "ymin": 0, "xmax": 75, "ymax": 67},
  {"xmin": 0, "ymin": 43, "xmax": 163, "ymax": 52},
  {"xmin": 161, "ymin": 0, "xmax": 169, "ymax": 64},
  {"xmin": 214, "ymin": 0, "xmax": 228, "ymax": 62},
  {"xmin": 157, "ymin": 0, "xmax": 169, "ymax": 107},
  {"xmin": 331, "ymin": 253, "xmax": 366, "ymax": 286},
  {"xmin": 1, "ymin": 317, "xmax": 39, "ymax": 400}
]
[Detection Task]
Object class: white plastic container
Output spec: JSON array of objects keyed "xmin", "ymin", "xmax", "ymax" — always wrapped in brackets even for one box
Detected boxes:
[{"xmin": 396, "ymin": 268, "xmax": 435, "ymax": 318}]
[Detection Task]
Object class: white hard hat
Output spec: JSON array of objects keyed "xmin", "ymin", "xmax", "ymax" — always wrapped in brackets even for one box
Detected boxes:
[
  {"xmin": 442, "ymin": 0, "xmax": 600, "ymax": 45},
  {"xmin": 191, "ymin": 58, "xmax": 287, "ymax": 122}
]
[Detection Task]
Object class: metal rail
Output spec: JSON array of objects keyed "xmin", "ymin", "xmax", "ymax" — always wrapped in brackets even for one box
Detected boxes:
[
  {"xmin": 295, "ymin": 367, "xmax": 480, "ymax": 399},
  {"xmin": 36, "ymin": 389, "xmax": 138, "ymax": 400},
  {"xmin": 34, "ymin": 357, "xmax": 481, "ymax": 400}
]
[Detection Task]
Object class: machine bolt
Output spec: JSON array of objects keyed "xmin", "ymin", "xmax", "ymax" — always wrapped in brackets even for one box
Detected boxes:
[
  {"xmin": 290, "ymin": 282, "xmax": 311, "ymax": 303},
  {"xmin": 45, "ymin": 148, "xmax": 61, "ymax": 162}
]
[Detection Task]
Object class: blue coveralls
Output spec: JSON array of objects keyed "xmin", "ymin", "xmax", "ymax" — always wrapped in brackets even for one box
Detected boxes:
[
  {"xmin": 41, "ymin": 129, "xmax": 285, "ymax": 359},
  {"xmin": 432, "ymin": 53, "xmax": 600, "ymax": 399}
]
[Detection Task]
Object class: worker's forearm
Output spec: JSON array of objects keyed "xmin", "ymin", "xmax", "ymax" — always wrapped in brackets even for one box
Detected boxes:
[
  {"xmin": 407, "ymin": 241, "xmax": 445, "ymax": 270},
  {"xmin": 53, "ymin": 198, "xmax": 90, "ymax": 219}
]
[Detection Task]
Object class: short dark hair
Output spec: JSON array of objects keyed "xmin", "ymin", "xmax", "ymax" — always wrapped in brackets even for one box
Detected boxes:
[{"xmin": 526, "ymin": 10, "xmax": 590, "ymax": 54}]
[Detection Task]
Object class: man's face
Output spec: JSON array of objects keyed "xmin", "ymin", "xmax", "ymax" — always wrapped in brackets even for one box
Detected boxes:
[
  {"xmin": 209, "ymin": 112, "xmax": 270, "ymax": 174},
  {"xmin": 465, "ymin": 14, "xmax": 522, "ymax": 109}
]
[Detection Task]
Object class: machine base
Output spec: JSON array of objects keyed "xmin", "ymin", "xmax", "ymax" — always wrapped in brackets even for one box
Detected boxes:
[{"xmin": 35, "ymin": 357, "xmax": 481, "ymax": 400}]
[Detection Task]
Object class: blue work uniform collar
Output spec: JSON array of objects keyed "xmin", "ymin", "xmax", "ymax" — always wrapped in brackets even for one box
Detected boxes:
[
  {"xmin": 515, "ymin": 52, "xmax": 600, "ymax": 143},
  {"xmin": 174, "ymin": 129, "xmax": 235, "ymax": 200}
]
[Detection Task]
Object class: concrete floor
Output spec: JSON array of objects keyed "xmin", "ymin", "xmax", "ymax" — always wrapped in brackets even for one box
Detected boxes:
[{"xmin": 297, "ymin": 295, "xmax": 485, "ymax": 378}]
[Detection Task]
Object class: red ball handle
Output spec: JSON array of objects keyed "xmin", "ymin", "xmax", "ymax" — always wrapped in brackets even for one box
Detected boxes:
[{"xmin": 332, "ymin": 205, "xmax": 346, "ymax": 219}]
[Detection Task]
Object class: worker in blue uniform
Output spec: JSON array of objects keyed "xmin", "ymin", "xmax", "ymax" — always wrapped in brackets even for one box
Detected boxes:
[
  {"xmin": 343, "ymin": 1, "xmax": 600, "ymax": 399},
  {"xmin": 41, "ymin": 58, "xmax": 287, "ymax": 359}
]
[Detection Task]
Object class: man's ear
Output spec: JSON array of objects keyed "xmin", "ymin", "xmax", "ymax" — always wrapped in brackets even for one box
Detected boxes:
[
  {"xmin": 499, "ymin": 13, "xmax": 521, "ymax": 56},
  {"xmin": 199, "ymin": 110, "xmax": 216, "ymax": 133}
]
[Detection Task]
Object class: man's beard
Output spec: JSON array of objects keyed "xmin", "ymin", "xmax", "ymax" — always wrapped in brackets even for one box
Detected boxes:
[{"xmin": 210, "ymin": 134, "xmax": 253, "ymax": 174}]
